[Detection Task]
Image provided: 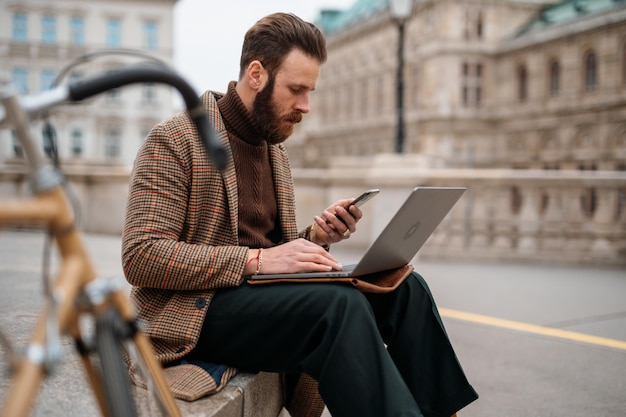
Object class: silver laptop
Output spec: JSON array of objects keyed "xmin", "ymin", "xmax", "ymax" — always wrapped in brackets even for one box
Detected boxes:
[{"xmin": 249, "ymin": 186, "xmax": 466, "ymax": 281}]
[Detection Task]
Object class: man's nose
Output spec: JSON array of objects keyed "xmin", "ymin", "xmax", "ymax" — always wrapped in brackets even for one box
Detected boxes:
[{"xmin": 295, "ymin": 93, "xmax": 310, "ymax": 114}]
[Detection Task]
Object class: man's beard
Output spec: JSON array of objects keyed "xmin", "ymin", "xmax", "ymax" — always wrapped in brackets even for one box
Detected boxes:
[{"xmin": 252, "ymin": 74, "xmax": 303, "ymax": 144}]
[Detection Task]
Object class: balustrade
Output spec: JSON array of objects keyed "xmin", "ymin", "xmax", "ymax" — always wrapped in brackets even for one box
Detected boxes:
[{"xmin": 1, "ymin": 156, "xmax": 625, "ymax": 266}]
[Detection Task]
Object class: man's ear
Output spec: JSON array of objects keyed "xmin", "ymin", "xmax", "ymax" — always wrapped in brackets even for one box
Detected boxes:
[{"xmin": 245, "ymin": 60, "xmax": 267, "ymax": 91}]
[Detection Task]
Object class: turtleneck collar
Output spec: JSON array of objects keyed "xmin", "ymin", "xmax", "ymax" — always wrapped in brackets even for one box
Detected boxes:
[{"xmin": 217, "ymin": 81, "xmax": 264, "ymax": 147}]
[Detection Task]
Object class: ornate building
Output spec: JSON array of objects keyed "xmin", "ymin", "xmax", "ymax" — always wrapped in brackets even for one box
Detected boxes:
[
  {"xmin": 286, "ymin": 0, "xmax": 626, "ymax": 265},
  {"xmin": 288, "ymin": 0, "xmax": 626, "ymax": 176},
  {"xmin": 0, "ymin": 0, "xmax": 177, "ymax": 167}
]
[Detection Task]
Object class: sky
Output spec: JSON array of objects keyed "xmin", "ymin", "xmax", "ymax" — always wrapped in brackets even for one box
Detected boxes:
[{"xmin": 173, "ymin": 0, "xmax": 356, "ymax": 94}]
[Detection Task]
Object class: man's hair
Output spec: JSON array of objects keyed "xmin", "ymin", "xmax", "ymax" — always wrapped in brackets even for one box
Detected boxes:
[{"xmin": 239, "ymin": 12, "xmax": 327, "ymax": 79}]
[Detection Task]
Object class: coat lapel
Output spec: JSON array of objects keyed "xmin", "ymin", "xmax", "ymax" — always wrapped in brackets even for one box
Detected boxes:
[{"xmin": 201, "ymin": 91, "xmax": 240, "ymax": 242}]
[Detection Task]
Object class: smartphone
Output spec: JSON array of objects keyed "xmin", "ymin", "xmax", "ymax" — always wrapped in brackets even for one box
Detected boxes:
[
  {"xmin": 338, "ymin": 189, "xmax": 380, "ymax": 224},
  {"xmin": 345, "ymin": 189, "xmax": 380, "ymax": 209}
]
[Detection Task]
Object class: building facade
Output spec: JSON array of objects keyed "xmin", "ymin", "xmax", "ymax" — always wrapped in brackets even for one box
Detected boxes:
[
  {"xmin": 288, "ymin": 0, "xmax": 626, "ymax": 176},
  {"xmin": 1, "ymin": 0, "xmax": 623, "ymax": 265},
  {"xmin": 0, "ymin": 0, "xmax": 177, "ymax": 167},
  {"xmin": 284, "ymin": 0, "xmax": 626, "ymax": 265}
]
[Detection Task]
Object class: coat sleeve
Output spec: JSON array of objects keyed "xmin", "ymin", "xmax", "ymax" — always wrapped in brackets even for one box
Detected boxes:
[{"xmin": 121, "ymin": 116, "xmax": 248, "ymax": 291}]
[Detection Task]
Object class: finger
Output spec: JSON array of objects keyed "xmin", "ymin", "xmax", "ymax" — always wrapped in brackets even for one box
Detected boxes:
[
  {"xmin": 326, "ymin": 209, "xmax": 354, "ymax": 235},
  {"xmin": 334, "ymin": 206, "xmax": 357, "ymax": 231},
  {"xmin": 316, "ymin": 214, "xmax": 337, "ymax": 237},
  {"xmin": 346, "ymin": 204, "xmax": 363, "ymax": 221},
  {"xmin": 297, "ymin": 240, "xmax": 341, "ymax": 268}
]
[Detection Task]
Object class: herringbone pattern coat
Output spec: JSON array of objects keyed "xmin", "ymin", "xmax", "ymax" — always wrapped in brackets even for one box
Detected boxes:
[{"xmin": 122, "ymin": 91, "xmax": 324, "ymax": 417}]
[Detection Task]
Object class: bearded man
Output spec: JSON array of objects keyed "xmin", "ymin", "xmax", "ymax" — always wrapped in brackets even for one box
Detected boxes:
[{"xmin": 122, "ymin": 12, "xmax": 478, "ymax": 417}]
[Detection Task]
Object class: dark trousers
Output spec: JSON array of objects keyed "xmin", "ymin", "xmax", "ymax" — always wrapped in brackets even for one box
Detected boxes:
[{"xmin": 190, "ymin": 272, "xmax": 478, "ymax": 417}]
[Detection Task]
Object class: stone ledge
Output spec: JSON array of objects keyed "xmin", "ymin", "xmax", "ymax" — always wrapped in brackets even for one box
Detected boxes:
[{"xmin": 134, "ymin": 371, "xmax": 287, "ymax": 417}]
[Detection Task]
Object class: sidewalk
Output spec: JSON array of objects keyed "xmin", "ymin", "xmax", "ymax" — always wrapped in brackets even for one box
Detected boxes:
[{"xmin": 1, "ymin": 230, "xmax": 625, "ymax": 416}]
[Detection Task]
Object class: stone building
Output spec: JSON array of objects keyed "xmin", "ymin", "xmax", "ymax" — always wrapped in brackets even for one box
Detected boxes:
[
  {"xmin": 0, "ymin": 0, "xmax": 177, "ymax": 167},
  {"xmin": 287, "ymin": 0, "xmax": 626, "ymax": 266},
  {"xmin": 1, "ymin": 0, "xmax": 624, "ymax": 265},
  {"xmin": 288, "ymin": 0, "xmax": 626, "ymax": 176}
]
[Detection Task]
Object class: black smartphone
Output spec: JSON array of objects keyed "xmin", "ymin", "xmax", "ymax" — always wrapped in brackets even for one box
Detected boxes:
[
  {"xmin": 338, "ymin": 189, "xmax": 380, "ymax": 224},
  {"xmin": 345, "ymin": 189, "xmax": 380, "ymax": 209}
]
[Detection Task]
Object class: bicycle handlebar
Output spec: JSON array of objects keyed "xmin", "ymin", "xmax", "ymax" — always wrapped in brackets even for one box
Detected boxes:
[{"xmin": 1, "ymin": 64, "xmax": 228, "ymax": 170}]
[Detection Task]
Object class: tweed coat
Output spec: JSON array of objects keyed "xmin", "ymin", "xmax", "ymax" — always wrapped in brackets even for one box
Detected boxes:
[{"xmin": 122, "ymin": 90, "xmax": 324, "ymax": 417}]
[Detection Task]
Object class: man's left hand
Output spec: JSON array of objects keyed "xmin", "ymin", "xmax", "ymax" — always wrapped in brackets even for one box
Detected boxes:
[{"xmin": 311, "ymin": 198, "xmax": 362, "ymax": 245}]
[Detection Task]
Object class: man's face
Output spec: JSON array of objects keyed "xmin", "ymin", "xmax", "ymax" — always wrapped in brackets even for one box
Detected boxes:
[{"xmin": 252, "ymin": 49, "xmax": 320, "ymax": 144}]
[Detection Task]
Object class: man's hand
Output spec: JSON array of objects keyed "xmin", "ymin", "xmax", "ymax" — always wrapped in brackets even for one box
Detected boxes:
[
  {"xmin": 311, "ymin": 198, "xmax": 363, "ymax": 246},
  {"xmin": 260, "ymin": 239, "xmax": 342, "ymax": 273}
]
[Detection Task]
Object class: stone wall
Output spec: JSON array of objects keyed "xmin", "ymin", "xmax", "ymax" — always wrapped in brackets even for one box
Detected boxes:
[{"xmin": 2, "ymin": 155, "xmax": 624, "ymax": 266}]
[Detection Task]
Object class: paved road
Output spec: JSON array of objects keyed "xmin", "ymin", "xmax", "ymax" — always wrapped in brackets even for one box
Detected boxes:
[{"xmin": 1, "ymin": 230, "xmax": 625, "ymax": 417}]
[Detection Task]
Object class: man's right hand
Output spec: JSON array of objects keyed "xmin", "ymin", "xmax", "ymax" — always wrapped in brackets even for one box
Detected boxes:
[{"xmin": 252, "ymin": 239, "xmax": 342, "ymax": 275}]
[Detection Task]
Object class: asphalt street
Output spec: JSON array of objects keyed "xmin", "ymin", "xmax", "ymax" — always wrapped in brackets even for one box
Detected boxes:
[{"xmin": 0, "ymin": 230, "xmax": 625, "ymax": 417}]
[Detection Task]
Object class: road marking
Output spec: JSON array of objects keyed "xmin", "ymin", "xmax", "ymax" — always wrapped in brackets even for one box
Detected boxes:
[{"xmin": 439, "ymin": 308, "xmax": 626, "ymax": 351}]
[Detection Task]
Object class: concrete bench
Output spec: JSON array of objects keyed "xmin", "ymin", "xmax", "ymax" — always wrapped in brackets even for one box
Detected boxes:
[{"xmin": 134, "ymin": 371, "xmax": 289, "ymax": 417}]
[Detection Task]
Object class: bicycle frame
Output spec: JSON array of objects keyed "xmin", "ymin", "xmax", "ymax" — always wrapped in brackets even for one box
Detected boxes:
[{"xmin": 0, "ymin": 64, "xmax": 226, "ymax": 417}]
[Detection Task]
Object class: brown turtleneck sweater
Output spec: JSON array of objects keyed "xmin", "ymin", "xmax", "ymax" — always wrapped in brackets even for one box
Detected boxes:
[{"xmin": 217, "ymin": 82, "xmax": 282, "ymax": 249}]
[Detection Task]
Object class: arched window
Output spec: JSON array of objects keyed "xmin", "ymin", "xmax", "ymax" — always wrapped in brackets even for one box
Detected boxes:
[
  {"xmin": 518, "ymin": 64, "xmax": 528, "ymax": 102},
  {"xmin": 549, "ymin": 59, "xmax": 560, "ymax": 97},
  {"xmin": 584, "ymin": 50, "xmax": 597, "ymax": 92}
]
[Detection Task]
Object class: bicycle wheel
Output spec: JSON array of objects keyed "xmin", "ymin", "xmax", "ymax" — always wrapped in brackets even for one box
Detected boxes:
[
  {"xmin": 95, "ymin": 307, "xmax": 139, "ymax": 417},
  {"xmin": 125, "ymin": 331, "xmax": 182, "ymax": 417}
]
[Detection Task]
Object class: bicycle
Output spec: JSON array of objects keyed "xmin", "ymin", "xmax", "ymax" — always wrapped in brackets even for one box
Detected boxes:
[{"xmin": 0, "ymin": 58, "xmax": 227, "ymax": 417}]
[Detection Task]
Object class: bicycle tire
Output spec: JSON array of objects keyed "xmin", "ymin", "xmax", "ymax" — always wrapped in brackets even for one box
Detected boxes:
[
  {"xmin": 95, "ymin": 307, "xmax": 139, "ymax": 417},
  {"xmin": 125, "ymin": 337, "xmax": 177, "ymax": 417}
]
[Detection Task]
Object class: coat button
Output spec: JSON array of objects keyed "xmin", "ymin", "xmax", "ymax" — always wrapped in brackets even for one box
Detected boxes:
[{"xmin": 195, "ymin": 297, "xmax": 207, "ymax": 309}]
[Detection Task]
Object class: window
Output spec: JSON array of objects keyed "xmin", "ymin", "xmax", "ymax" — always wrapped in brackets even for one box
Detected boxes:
[
  {"xmin": 581, "ymin": 184, "xmax": 598, "ymax": 219},
  {"xmin": 464, "ymin": 9, "xmax": 484, "ymax": 40},
  {"xmin": 143, "ymin": 21, "xmax": 158, "ymax": 50},
  {"xmin": 71, "ymin": 129, "xmax": 83, "ymax": 156},
  {"xmin": 518, "ymin": 64, "xmax": 527, "ymax": 102},
  {"xmin": 12, "ymin": 13, "xmax": 28, "ymax": 42},
  {"xmin": 11, "ymin": 68, "xmax": 29, "ymax": 93},
  {"xmin": 106, "ymin": 19, "xmax": 121, "ymax": 47},
  {"xmin": 104, "ymin": 128, "xmax": 121, "ymax": 158},
  {"xmin": 461, "ymin": 62, "xmax": 482, "ymax": 107},
  {"xmin": 549, "ymin": 59, "xmax": 560, "ymax": 97},
  {"xmin": 70, "ymin": 17, "xmax": 85, "ymax": 46},
  {"xmin": 40, "ymin": 69, "xmax": 56, "ymax": 90},
  {"xmin": 584, "ymin": 50, "xmax": 597, "ymax": 92},
  {"xmin": 41, "ymin": 15, "xmax": 57, "ymax": 44},
  {"xmin": 142, "ymin": 83, "xmax": 156, "ymax": 104}
]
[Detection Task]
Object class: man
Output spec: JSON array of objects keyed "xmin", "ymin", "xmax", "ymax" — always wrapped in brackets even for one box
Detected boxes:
[{"xmin": 122, "ymin": 12, "xmax": 478, "ymax": 417}]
